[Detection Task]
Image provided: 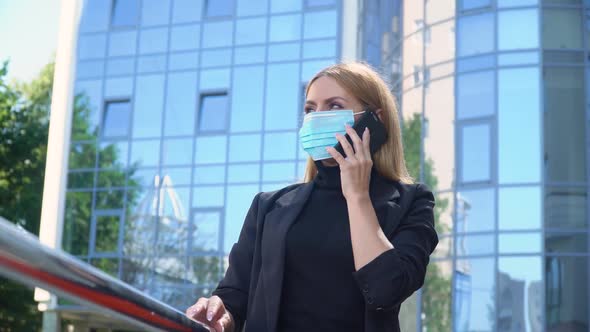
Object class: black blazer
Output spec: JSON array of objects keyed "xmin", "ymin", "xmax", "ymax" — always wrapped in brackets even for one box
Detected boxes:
[{"xmin": 212, "ymin": 176, "xmax": 438, "ymax": 332}]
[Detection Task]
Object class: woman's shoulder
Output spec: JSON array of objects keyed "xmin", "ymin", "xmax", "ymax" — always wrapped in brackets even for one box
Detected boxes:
[
  {"xmin": 256, "ymin": 181, "xmax": 308, "ymax": 205},
  {"xmin": 393, "ymin": 181, "xmax": 435, "ymax": 207}
]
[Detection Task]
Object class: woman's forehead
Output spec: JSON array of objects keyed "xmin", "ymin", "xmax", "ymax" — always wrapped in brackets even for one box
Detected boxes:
[{"xmin": 307, "ymin": 76, "xmax": 352, "ymax": 101}]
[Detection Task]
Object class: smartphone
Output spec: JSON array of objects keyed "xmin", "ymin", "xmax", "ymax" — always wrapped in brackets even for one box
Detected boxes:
[{"xmin": 334, "ymin": 109, "xmax": 388, "ymax": 158}]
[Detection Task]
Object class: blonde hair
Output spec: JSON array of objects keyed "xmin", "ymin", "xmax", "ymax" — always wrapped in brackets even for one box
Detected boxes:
[{"xmin": 301, "ymin": 62, "xmax": 413, "ymax": 184}]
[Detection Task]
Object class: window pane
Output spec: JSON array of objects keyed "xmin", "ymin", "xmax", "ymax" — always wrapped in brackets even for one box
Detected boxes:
[
  {"xmin": 106, "ymin": 57, "xmax": 135, "ymax": 76},
  {"xmin": 63, "ymin": 191, "xmax": 92, "ymax": 254},
  {"xmin": 202, "ymin": 21, "xmax": 234, "ymax": 48},
  {"xmin": 80, "ymin": 0, "xmax": 110, "ymax": 32},
  {"xmin": 94, "ymin": 213, "xmax": 121, "ymax": 253},
  {"xmin": 544, "ymin": 9, "xmax": 583, "ymax": 49},
  {"xmin": 231, "ymin": 66, "xmax": 264, "ymax": 132},
  {"xmin": 78, "ymin": 34, "xmax": 107, "ymax": 59},
  {"xmin": 499, "ymin": 232, "xmax": 542, "ymax": 254},
  {"xmin": 498, "ymin": 9, "xmax": 539, "ymax": 51},
  {"xmin": 199, "ymin": 68, "xmax": 231, "ymax": 90},
  {"xmin": 499, "ymin": 186, "xmax": 541, "ymax": 230},
  {"xmin": 301, "ymin": 59, "xmax": 333, "ymax": 82},
  {"xmin": 269, "ymin": 14, "xmax": 301, "ymax": 42},
  {"xmin": 108, "ymin": 31, "xmax": 138, "ymax": 57},
  {"xmin": 498, "ymin": 68, "xmax": 540, "ymax": 184},
  {"xmin": 195, "ymin": 136, "xmax": 227, "ymax": 164},
  {"xmin": 191, "ymin": 211, "xmax": 220, "ymax": 253},
  {"xmin": 236, "ymin": 18, "xmax": 267, "ymax": 45},
  {"xmin": 454, "ymin": 258, "xmax": 495, "ymax": 332},
  {"xmin": 303, "ymin": 39, "xmax": 336, "ymax": 59},
  {"xmin": 131, "ymin": 139, "xmax": 161, "ymax": 167},
  {"xmin": 459, "ymin": 0, "xmax": 491, "ymax": 11},
  {"xmin": 165, "ymin": 72, "xmax": 198, "ymax": 136},
  {"xmin": 237, "ymin": 0, "xmax": 268, "ymax": 16},
  {"xmin": 457, "ymin": 71, "xmax": 494, "ymax": 119},
  {"xmin": 456, "ymin": 234, "xmax": 495, "ymax": 256},
  {"xmin": 172, "ymin": 0, "xmax": 203, "ymax": 23},
  {"xmin": 139, "ymin": 28, "xmax": 168, "ymax": 54},
  {"xmin": 307, "ymin": 0, "xmax": 336, "ymax": 6},
  {"xmin": 111, "ymin": 0, "xmax": 139, "ymax": 27},
  {"xmin": 268, "ymin": 43, "xmax": 300, "ymax": 62},
  {"xmin": 546, "ymin": 233, "xmax": 587, "ymax": 253},
  {"xmin": 69, "ymin": 142, "xmax": 97, "ymax": 169},
  {"xmin": 225, "ymin": 185, "xmax": 259, "ymax": 253},
  {"xmin": 194, "ymin": 165, "xmax": 226, "ymax": 184},
  {"xmin": 263, "ymin": 132, "xmax": 297, "ymax": 160},
  {"xmin": 303, "ymin": 10, "xmax": 337, "ymax": 39},
  {"xmin": 102, "ymin": 100, "xmax": 131, "ymax": 138},
  {"xmin": 265, "ymin": 63, "xmax": 300, "ymax": 130},
  {"xmin": 457, "ymin": 54, "xmax": 495, "ymax": 73},
  {"xmin": 201, "ymin": 49, "xmax": 232, "ymax": 68},
  {"xmin": 67, "ymin": 171, "xmax": 95, "ymax": 189},
  {"xmin": 457, "ymin": 188, "xmax": 495, "ymax": 233},
  {"xmin": 461, "ymin": 124, "xmax": 491, "ymax": 183},
  {"xmin": 96, "ymin": 169, "xmax": 127, "ymax": 187},
  {"xmin": 169, "ymin": 52, "xmax": 199, "ymax": 70},
  {"xmin": 545, "ymin": 187, "xmax": 587, "ymax": 229},
  {"xmin": 170, "ymin": 25, "xmax": 200, "ymax": 51},
  {"xmin": 228, "ymin": 164, "xmax": 260, "ymax": 183},
  {"xmin": 137, "ymin": 54, "xmax": 167, "ymax": 73},
  {"xmin": 229, "ymin": 134, "xmax": 261, "ymax": 162},
  {"xmin": 263, "ymin": 162, "xmax": 296, "ymax": 182},
  {"xmin": 141, "ymin": 0, "xmax": 171, "ymax": 26},
  {"xmin": 206, "ymin": 0, "xmax": 234, "ymax": 16},
  {"xmin": 161, "ymin": 167, "xmax": 192, "ymax": 185},
  {"xmin": 498, "ymin": 0, "xmax": 537, "ymax": 6},
  {"xmin": 104, "ymin": 77, "xmax": 133, "ymax": 98},
  {"xmin": 77, "ymin": 60, "xmax": 104, "ymax": 79},
  {"xmin": 192, "ymin": 186, "xmax": 225, "ymax": 207},
  {"xmin": 498, "ymin": 256, "xmax": 543, "ymax": 332},
  {"xmin": 546, "ymin": 257, "xmax": 588, "ymax": 331},
  {"xmin": 199, "ymin": 93, "xmax": 229, "ymax": 132},
  {"xmin": 234, "ymin": 46, "xmax": 266, "ymax": 65},
  {"xmin": 98, "ymin": 140, "xmax": 129, "ymax": 168},
  {"xmin": 457, "ymin": 13, "xmax": 494, "ymax": 57},
  {"xmin": 133, "ymin": 75, "xmax": 165, "ymax": 138},
  {"xmin": 157, "ymin": 187, "xmax": 190, "ymax": 254},
  {"xmin": 422, "ymin": 260, "xmax": 452, "ymax": 331},
  {"xmin": 162, "ymin": 138, "xmax": 193, "ymax": 165},
  {"xmin": 271, "ymin": 0, "xmax": 302, "ymax": 13},
  {"xmin": 498, "ymin": 51, "xmax": 539, "ymax": 66},
  {"xmin": 74, "ymin": 80, "xmax": 102, "ymax": 137},
  {"xmin": 544, "ymin": 67, "xmax": 586, "ymax": 182}
]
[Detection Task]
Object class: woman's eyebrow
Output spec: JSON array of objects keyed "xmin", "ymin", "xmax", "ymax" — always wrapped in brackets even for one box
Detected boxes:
[{"xmin": 305, "ymin": 96, "xmax": 349, "ymax": 105}]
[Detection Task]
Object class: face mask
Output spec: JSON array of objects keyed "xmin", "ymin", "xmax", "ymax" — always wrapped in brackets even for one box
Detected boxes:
[{"xmin": 299, "ymin": 109, "xmax": 365, "ymax": 160}]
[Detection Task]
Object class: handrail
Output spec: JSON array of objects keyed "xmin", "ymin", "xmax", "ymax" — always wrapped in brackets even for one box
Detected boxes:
[{"xmin": 0, "ymin": 217, "xmax": 211, "ymax": 332}]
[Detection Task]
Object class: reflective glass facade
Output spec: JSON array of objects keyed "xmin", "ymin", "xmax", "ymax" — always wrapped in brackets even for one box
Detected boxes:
[{"xmin": 65, "ymin": 0, "xmax": 341, "ymax": 310}]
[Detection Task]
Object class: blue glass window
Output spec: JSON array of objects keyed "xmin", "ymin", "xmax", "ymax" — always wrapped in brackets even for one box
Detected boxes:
[
  {"xmin": 229, "ymin": 134, "xmax": 262, "ymax": 162},
  {"xmin": 170, "ymin": 25, "xmax": 201, "ymax": 51},
  {"xmin": 498, "ymin": 51, "xmax": 539, "ymax": 66},
  {"xmin": 69, "ymin": 142, "xmax": 97, "ymax": 169},
  {"xmin": 93, "ymin": 212, "xmax": 121, "ymax": 253},
  {"xmin": 102, "ymin": 100, "xmax": 131, "ymax": 138},
  {"xmin": 169, "ymin": 52, "xmax": 199, "ymax": 70},
  {"xmin": 265, "ymin": 63, "xmax": 300, "ymax": 130},
  {"xmin": 497, "ymin": 0, "xmax": 537, "ymax": 7},
  {"xmin": 131, "ymin": 139, "xmax": 161, "ymax": 167},
  {"xmin": 307, "ymin": 0, "xmax": 336, "ymax": 6},
  {"xmin": 269, "ymin": 14, "xmax": 301, "ymax": 42},
  {"xmin": 271, "ymin": 0, "xmax": 302, "ymax": 13},
  {"xmin": 205, "ymin": 0, "xmax": 234, "ymax": 17},
  {"xmin": 456, "ymin": 188, "xmax": 495, "ymax": 232},
  {"xmin": 263, "ymin": 162, "xmax": 296, "ymax": 182},
  {"xmin": 141, "ymin": 0, "xmax": 171, "ymax": 26},
  {"xmin": 137, "ymin": 55, "xmax": 167, "ymax": 73},
  {"xmin": 160, "ymin": 167, "xmax": 192, "ymax": 185},
  {"xmin": 195, "ymin": 136, "xmax": 227, "ymax": 164},
  {"xmin": 231, "ymin": 66, "xmax": 264, "ymax": 132},
  {"xmin": 202, "ymin": 21, "xmax": 234, "ymax": 48},
  {"xmin": 228, "ymin": 164, "xmax": 260, "ymax": 183},
  {"xmin": 80, "ymin": 0, "xmax": 110, "ymax": 32},
  {"xmin": 77, "ymin": 60, "xmax": 104, "ymax": 79},
  {"xmin": 192, "ymin": 187, "xmax": 225, "ymax": 207},
  {"xmin": 457, "ymin": 54, "xmax": 495, "ymax": 73},
  {"xmin": 263, "ymin": 132, "xmax": 297, "ymax": 160},
  {"xmin": 498, "ymin": 9, "xmax": 539, "ymax": 50},
  {"xmin": 499, "ymin": 233, "xmax": 542, "ymax": 254},
  {"xmin": 268, "ymin": 43, "xmax": 300, "ymax": 62},
  {"xmin": 191, "ymin": 210, "xmax": 221, "ymax": 253},
  {"xmin": 303, "ymin": 39, "xmax": 336, "ymax": 59},
  {"xmin": 78, "ymin": 34, "xmax": 107, "ymax": 59},
  {"xmin": 457, "ymin": 13, "xmax": 494, "ymax": 57},
  {"xmin": 301, "ymin": 60, "xmax": 333, "ymax": 82},
  {"xmin": 172, "ymin": 0, "xmax": 203, "ymax": 23},
  {"xmin": 234, "ymin": 46, "xmax": 266, "ymax": 65},
  {"xmin": 201, "ymin": 49, "xmax": 232, "ymax": 68},
  {"xmin": 133, "ymin": 75, "xmax": 165, "ymax": 138},
  {"xmin": 236, "ymin": 18, "xmax": 268, "ymax": 45},
  {"xmin": 456, "ymin": 234, "xmax": 495, "ymax": 256},
  {"xmin": 199, "ymin": 68, "xmax": 231, "ymax": 90},
  {"xmin": 74, "ymin": 80, "xmax": 102, "ymax": 134},
  {"xmin": 457, "ymin": 71, "xmax": 494, "ymax": 119},
  {"xmin": 498, "ymin": 68, "xmax": 540, "ymax": 184},
  {"xmin": 543, "ymin": 9, "xmax": 583, "ymax": 49},
  {"xmin": 162, "ymin": 138, "xmax": 193, "ymax": 165},
  {"xmin": 111, "ymin": 0, "xmax": 139, "ymax": 27},
  {"xmin": 108, "ymin": 31, "xmax": 138, "ymax": 56},
  {"xmin": 461, "ymin": 124, "xmax": 491, "ymax": 183},
  {"xmin": 199, "ymin": 93, "xmax": 229, "ymax": 133},
  {"xmin": 139, "ymin": 28, "xmax": 169, "ymax": 54},
  {"xmin": 499, "ymin": 186, "xmax": 541, "ymax": 230},
  {"xmin": 105, "ymin": 77, "xmax": 133, "ymax": 98},
  {"xmin": 106, "ymin": 57, "xmax": 135, "ymax": 76},
  {"xmin": 458, "ymin": 0, "xmax": 491, "ymax": 11},
  {"xmin": 224, "ymin": 185, "xmax": 259, "ymax": 253},
  {"xmin": 237, "ymin": 0, "xmax": 268, "ymax": 16},
  {"xmin": 454, "ymin": 258, "xmax": 495, "ymax": 332},
  {"xmin": 303, "ymin": 10, "xmax": 337, "ymax": 39},
  {"xmin": 194, "ymin": 165, "xmax": 226, "ymax": 184},
  {"xmin": 165, "ymin": 72, "xmax": 198, "ymax": 136}
]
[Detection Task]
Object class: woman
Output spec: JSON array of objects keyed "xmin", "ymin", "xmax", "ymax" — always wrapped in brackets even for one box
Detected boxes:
[{"xmin": 185, "ymin": 62, "xmax": 438, "ymax": 332}]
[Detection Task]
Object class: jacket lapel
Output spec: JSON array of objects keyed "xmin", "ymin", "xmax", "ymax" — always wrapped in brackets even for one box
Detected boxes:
[{"xmin": 260, "ymin": 181, "xmax": 314, "ymax": 332}]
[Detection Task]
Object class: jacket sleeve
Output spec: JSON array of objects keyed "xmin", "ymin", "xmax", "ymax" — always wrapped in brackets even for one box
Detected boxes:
[
  {"xmin": 351, "ymin": 183, "xmax": 439, "ymax": 312},
  {"xmin": 211, "ymin": 192, "xmax": 261, "ymax": 332}
]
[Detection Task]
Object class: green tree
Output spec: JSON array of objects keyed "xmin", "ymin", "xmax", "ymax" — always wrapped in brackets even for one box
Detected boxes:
[{"xmin": 402, "ymin": 113, "xmax": 452, "ymax": 332}]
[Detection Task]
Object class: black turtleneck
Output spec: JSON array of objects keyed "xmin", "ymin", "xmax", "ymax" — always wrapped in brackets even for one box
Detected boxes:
[{"xmin": 277, "ymin": 160, "xmax": 370, "ymax": 332}]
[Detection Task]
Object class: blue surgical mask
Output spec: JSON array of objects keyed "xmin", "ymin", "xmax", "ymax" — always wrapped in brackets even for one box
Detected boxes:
[{"xmin": 299, "ymin": 109, "xmax": 365, "ymax": 160}]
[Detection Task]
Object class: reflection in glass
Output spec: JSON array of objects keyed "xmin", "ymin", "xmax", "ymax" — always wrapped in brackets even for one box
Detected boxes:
[
  {"xmin": 234, "ymin": 46, "xmax": 266, "ymax": 65},
  {"xmin": 457, "ymin": 13, "xmax": 494, "ymax": 57},
  {"xmin": 265, "ymin": 63, "xmax": 300, "ymax": 130},
  {"xmin": 457, "ymin": 189, "xmax": 495, "ymax": 233},
  {"xmin": 224, "ymin": 185, "xmax": 259, "ymax": 253},
  {"xmin": 454, "ymin": 258, "xmax": 495, "ymax": 332},
  {"xmin": 199, "ymin": 68, "xmax": 231, "ymax": 90},
  {"xmin": 133, "ymin": 75, "xmax": 165, "ymax": 138},
  {"xmin": 231, "ymin": 66, "xmax": 264, "ymax": 132},
  {"xmin": 131, "ymin": 139, "xmax": 161, "ymax": 167},
  {"xmin": 498, "ymin": 256, "xmax": 543, "ymax": 332},
  {"xmin": 237, "ymin": 0, "xmax": 268, "ymax": 16},
  {"xmin": 228, "ymin": 164, "xmax": 260, "ymax": 183},
  {"xmin": 269, "ymin": 14, "xmax": 301, "ymax": 42},
  {"xmin": 422, "ymin": 260, "xmax": 452, "ymax": 331},
  {"xmin": 236, "ymin": 18, "xmax": 267, "ymax": 45},
  {"xmin": 498, "ymin": 52, "xmax": 539, "ymax": 66},
  {"xmin": 96, "ymin": 169, "xmax": 127, "ymax": 188},
  {"xmin": 545, "ymin": 232, "xmax": 587, "ymax": 253},
  {"xmin": 303, "ymin": 11, "xmax": 337, "ymax": 39},
  {"xmin": 162, "ymin": 138, "xmax": 193, "ymax": 165},
  {"xmin": 191, "ymin": 211, "xmax": 220, "ymax": 252},
  {"xmin": 105, "ymin": 77, "xmax": 133, "ymax": 98},
  {"xmin": 546, "ymin": 256, "xmax": 588, "ymax": 331},
  {"xmin": 194, "ymin": 165, "xmax": 226, "ymax": 184},
  {"xmin": 77, "ymin": 60, "xmax": 104, "ymax": 79},
  {"xmin": 271, "ymin": 0, "xmax": 302, "ymax": 12},
  {"xmin": 229, "ymin": 134, "xmax": 261, "ymax": 162},
  {"xmin": 102, "ymin": 101, "xmax": 131, "ymax": 139},
  {"xmin": 137, "ymin": 54, "xmax": 167, "ymax": 73},
  {"xmin": 165, "ymin": 72, "xmax": 198, "ymax": 136},
  {"xmin": 80, "ymin": 1, "xmax": 110, "ymax": 32},
  {"xmin": 459, "ymin": 0, "xmax": 491, "ymax": 11},
  {"xmin": 139, "ymin": 28, "xmax": 169, "ymax": 54},
  {"xmin": 199, "ymin": 93, "xmax": 229, "ymax": 133},
  {"xmin": 544, "ymin": 187, "xmax": 587, "ymax": 229},
  {"xmin": 69, "ymin": 142, "xmax": 97, "ymax": 169},
  {"xmin": 456, "ymin": 234, "xmax": 495, "ymax": 256},
  {"xmin": 499, "ymin": 232, "xmax": 542, "ymax": 254},
  {"xmin": 457, "ymin": 71, "xmax": 494, "ymax": 119},
  {"xmin": 498, "ymin": 68, "xmax": 540, "ymax": 184},
  {"xmin": 461, "ymin": 124, "xmax": 491, "ymax": 183},
  {"xmin": 169, "ymin": 52, "xmax": 199, "ymax": 70},
  {"xmin": 157, "ymin": 186, "xmax": 191, "ymax": 253},
  {"xmin": 301, "ymin": 60, "xmax": 333, "ymax": 82},
  {"xmin": 263, "ymin": 162, "xmax": 296, "ymax": 182},
  {"xmin": 172, "ymin": 0, "xmax": 203, "ymax": 23},
  {"xmin": 195, "ymin": 136, "xmax": 227, "ymax": 164},
  {"xmin": 170, "ymin": 24, "xmax": 201, "ymax": 51},
  {"xmin": 268, "ymin": 43, "xmax": 301, "ymax": 62},
  {"xmin": 497, "ymin": 0, "xmax": 537, "ymax": 6},
  {"xmin": 161, "ymin": 167, "xmax": 192, "ymax": 186},
  {"xmin": 192, "ymin": 186, "xmax": 225, "ymax": 208},
  {"xmin": 94, "ymin": 212, "xmax": 121, "ymax": 253},
  {"xmin": 63, "ymin": 191, "xmax": 92, "ymax": 255},
  {"xmin": 108, "ymin": 31, "xmax": 138, "ymax": 57},
  {"xmin": 121, "ymin": 257, "xmax": 151, "ymax": 290},
  {"xmin": 499, "ymin": 186, "xmax": 541, "ymax": 230},
  {"xmin": 90, "ymin": 258, "xmax": 119, "ymax": 277},
  {"xmin": 188, "ymin": 256, "xmax": 222, "ymax": 285},
  {"xmin": 141, "ymin": 0, "xmax": 171, "ymax": 26},
  {"xmin": 67, "ymin": 171, "xmax": 95, "ymax": 189},
  {"xmin": 78, "ymin": 34, "xmax": 107, "ymax": 60},
  {"xmin": 303, "ymin": 39, "xmax": 336, "ymax": 59},
  {"xmin": 543, "ymin": 9, "xmax": 583, "ymax": 49},
  {"xmin": 107, "ymin": 57, "xmax": 135, "ymax": 76},
  {"xmin": 544, "ymin": 67, "xmax": 586, "ymax": 183},
  {"xmin": 205, "ymin": 0, "xmax": 234, "ymax": 17},
  {"xmin": 95, "ymin": 190, "xmax": 125, "ymax": 210},
  {"xmin": 263, "ymin": 132, "xmax": 297, "ymax": 160},
  {"xmin": 457, "ymin": 54, "xmax": 494, "ymax": 73},
  {"xmin": 201, "ymin": 49, "xmax": 232, "ymax": 68},
  {"xmin": 202, "ymin": 21, "xmax": 234, "ymax": 48},
  {"xmin": 111, "ymin": 0, "xmax": 139, "ymax": 27},
  {"xmin": 498, "ymin": 9, "xmax": 539, "ymax": 50}
]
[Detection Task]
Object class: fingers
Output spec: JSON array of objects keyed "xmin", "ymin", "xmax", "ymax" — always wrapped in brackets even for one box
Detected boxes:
[
  {"xmin": 325, "ymin": 146, "xmax": 346, "ymax": 165},
  {"xmin": 186, "ymin": 297, "xmax": 209, "ymax": 323},
  {"xmin": 212, "ymin": 314, "xmax": 233, "ymax": 332},
  {"xmin": 362, "ymin": 127, "xmax": 371, "ymax": 160},
  {"xmin": 335, "ymin": 132, "xmax": 355, "ymax": 161},
  {"xmin": 345, "ymin": 124, "xmax": 365, "ymax": 161},
  {"xmin": 207, "ymin": 296, "xmax": 226, "ymax": 324}
]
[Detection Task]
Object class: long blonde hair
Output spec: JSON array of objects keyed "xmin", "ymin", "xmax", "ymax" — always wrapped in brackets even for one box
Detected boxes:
[{"xmin": 301, "ymin": 62, "xmax": 413, "ymax": 184}]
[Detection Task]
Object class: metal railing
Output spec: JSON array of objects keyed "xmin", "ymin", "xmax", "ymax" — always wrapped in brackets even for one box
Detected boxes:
[{"xmin": 0, "ymin": 217, "xmax": 211, "ymax": 332}]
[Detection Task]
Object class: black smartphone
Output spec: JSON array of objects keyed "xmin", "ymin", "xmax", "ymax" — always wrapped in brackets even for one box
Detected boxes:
[{"xmin": 334, "ymin": 109, "xmax": 388, "ymax": 158}]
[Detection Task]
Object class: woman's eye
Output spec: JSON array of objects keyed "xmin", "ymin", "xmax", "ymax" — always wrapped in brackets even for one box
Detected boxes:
[
  {"xmin": 329, "ymin": 103, "xmax": 343, "ymax": 109},
  {"xmin": 304, "ymin": 107, "xmax": 314, "ymax": 114}
]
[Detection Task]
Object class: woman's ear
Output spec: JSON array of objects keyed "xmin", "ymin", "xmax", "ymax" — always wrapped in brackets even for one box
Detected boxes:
[{"xmin": 375, "ymin": 108, "xmax": 384, "ymax": 122}]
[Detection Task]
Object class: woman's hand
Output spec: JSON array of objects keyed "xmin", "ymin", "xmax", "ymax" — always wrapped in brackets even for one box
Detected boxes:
[
  {"xmin": 326, "ymin": 124, "xmax": 372, "ymax": 202},
  {"xmin": 186, "ymin": 296, "xmax": 235, "ymax": 332}
]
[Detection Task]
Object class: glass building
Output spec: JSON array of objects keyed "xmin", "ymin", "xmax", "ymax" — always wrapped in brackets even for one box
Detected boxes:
[{"xmin": 44, "ymin": 0, "xmax": 589, "ymax": 331}]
